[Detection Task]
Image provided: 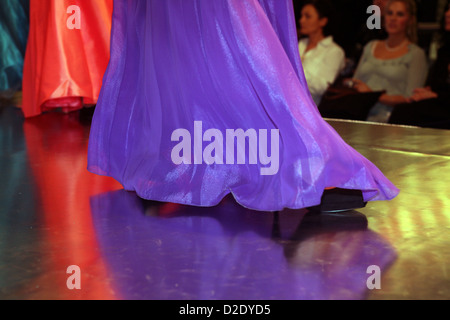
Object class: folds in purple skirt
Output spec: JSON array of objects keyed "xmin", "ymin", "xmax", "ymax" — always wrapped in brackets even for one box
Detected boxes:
[{"xmin": 88, "ymin": 0, "xmax": 399, "ymax": 211}]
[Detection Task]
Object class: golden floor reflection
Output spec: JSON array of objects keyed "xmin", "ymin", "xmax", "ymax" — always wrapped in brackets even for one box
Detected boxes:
[{"xmin": 328, "ymin": 119, "xmax": 450, "ymax": 299}]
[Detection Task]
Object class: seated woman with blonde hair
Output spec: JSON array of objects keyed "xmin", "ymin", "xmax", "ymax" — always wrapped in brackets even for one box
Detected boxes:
[
  {"xmin": 388, "ymin": 0, "xmax": 450, "ymax": 129},
  {"xmin": 350, "ymin": 0, "xmax": 428, "ymax": 123}
]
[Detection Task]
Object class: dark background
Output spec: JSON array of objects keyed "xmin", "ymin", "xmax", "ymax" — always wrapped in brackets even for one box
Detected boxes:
[{"xmin": 291, "ymin": 0, "xmax": 441, "ymax": 58}]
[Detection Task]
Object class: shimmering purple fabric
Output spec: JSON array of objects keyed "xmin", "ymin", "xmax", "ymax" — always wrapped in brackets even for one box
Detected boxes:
[{"xmin": 88, "ymin": 0, "xmax": 399, "ymax": 211}]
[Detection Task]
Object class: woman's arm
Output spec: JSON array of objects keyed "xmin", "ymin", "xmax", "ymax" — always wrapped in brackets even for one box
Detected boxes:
[
  {"xmin": 352, "ymin": 41, "xmax": 373, "ymax": 80},
  {"xmin": 378, "ymin": 93, "xmax": 409, "ymax": 106},
  {"xmin": 351, "ymin": 79, "xmax": 409, "ymax": 106},
  {"xmin": 407, "ymin": 87, "xmax": 438, "ymax": 102},
  {"xmin": 404, "ymin": 46, "xmax": 429, "ymax": 97}
]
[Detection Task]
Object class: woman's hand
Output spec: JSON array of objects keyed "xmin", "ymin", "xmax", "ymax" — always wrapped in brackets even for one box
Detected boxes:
[
  {"xmin": 407, "ymin": 87, "xmax": 438, "ymax": 102},
  {"xmin": 351, "ymin": 79, "xmax": 372, "ymax": 93}
]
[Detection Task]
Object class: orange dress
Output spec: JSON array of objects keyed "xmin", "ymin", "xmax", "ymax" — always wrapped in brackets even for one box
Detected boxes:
[{"xmin": 22, "ymin": 0, "xmax": 113, "ymax": 118}]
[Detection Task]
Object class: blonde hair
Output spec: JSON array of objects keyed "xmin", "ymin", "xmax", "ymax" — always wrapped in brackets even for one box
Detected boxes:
[{"xmin": 384, "ymin": 0, "xmax": 418, "ymax": 43}]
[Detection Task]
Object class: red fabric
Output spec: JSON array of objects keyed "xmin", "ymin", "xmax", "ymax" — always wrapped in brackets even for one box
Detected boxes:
[{"xmin": 22, "ymin": 0, "xmax": 113, "ymax": 117}]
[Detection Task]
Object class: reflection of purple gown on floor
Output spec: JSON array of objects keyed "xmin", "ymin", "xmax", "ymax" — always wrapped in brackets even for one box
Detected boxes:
[
  {"xmin": 90, "ymin": 190, "xmax": 397, "ymax": 300},
  {"xmin": 88, "ymin": 0, "xmax": 399, "ymax": 211}
]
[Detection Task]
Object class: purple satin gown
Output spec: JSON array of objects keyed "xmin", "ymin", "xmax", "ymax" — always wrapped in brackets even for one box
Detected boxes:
[{"xmin": 88, "ymin": 0, "xmax": 399, "ymax": 211}]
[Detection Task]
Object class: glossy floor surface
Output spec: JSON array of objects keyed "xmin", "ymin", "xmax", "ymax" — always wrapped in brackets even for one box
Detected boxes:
[{"xmin": 0, "ymin": 104, "xmax": 449, "ymax": 300}]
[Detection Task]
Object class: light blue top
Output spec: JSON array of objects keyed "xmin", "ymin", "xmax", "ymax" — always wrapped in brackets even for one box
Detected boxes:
[{"xmin": 354, "ymin": 40, "xmax": 428, "ymax": 122}]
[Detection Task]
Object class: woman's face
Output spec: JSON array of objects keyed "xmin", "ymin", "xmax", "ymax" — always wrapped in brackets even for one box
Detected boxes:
[
  {"xmin": 384, "ymin": 1, "xmax": 411, "ymax": 36},
  {"xmin": 299, "ymin": 4, "xmax": 327, "ymax": 37}
]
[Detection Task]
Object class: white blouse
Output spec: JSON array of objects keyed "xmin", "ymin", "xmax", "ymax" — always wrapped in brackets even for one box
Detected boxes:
[{"xmin": 298, "ymin": 36, "xmax": 345, "ymax": 105}]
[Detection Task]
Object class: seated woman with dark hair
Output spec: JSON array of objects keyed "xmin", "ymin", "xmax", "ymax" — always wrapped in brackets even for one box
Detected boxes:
[
  {"xmin": 298, "ymin": 0, "xmax": 345, "ymax": 105},
  {"xmin": 389, "ymin": 1, "xmax": 450, "ymax": 129}
]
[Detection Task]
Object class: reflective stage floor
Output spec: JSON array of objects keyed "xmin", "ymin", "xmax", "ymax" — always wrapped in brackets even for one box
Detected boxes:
[{"xmin": 0, "ymin": 105, "xmax": 449, "ymax": 300}]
